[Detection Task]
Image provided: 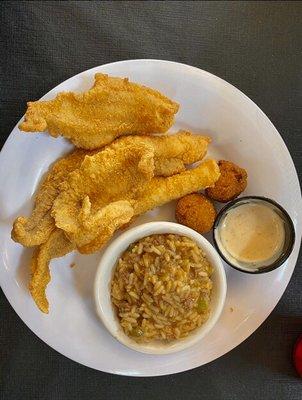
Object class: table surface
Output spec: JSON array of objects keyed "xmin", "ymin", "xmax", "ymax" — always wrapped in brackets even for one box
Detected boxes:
[{"xmin": 1, "ymin": 1, "xmax": 301, "ymax": 399}]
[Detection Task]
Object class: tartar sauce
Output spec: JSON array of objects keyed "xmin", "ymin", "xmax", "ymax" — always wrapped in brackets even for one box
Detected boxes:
[{"xmin": 218, "ymin": 203, "xmax": 285, "ymax": 267}]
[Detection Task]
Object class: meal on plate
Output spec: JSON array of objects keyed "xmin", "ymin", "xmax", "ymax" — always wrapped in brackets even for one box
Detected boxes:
[
  {"xmin": 18, "ymin": 73, "xmax": 179, "ymax": 149},
  {"xmin": 111, "ymin": 234, "xmax": 213, "ymax": 342},
  {"xmin": 12, "ymin": 73, "xmax": 247, "ymax": 314}
]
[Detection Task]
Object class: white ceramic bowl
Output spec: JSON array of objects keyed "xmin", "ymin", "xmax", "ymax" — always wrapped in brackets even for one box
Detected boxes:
[{"xmin": 94, "ymin": 222, "xmax": 227, "ymax": 354}]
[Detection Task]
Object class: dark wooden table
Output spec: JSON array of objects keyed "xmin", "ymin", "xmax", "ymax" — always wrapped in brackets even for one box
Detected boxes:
[{"xmin": 1, "ymin": 2, "xmax": 301, "ymax": 399}]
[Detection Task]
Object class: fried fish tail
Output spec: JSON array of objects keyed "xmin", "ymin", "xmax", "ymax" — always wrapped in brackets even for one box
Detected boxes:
[{"xmin": 29, "ymin": 229, "xmax": 74, "ymax": 313}]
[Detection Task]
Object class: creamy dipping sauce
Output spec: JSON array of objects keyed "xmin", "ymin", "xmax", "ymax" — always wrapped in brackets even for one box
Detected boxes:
[{"xmin": 219, "ymin": 203, "xmax": 285, "ymax": 266}]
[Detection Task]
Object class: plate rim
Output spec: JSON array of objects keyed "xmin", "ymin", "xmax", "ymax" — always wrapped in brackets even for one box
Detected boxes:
[{"xmin": 0, "ymin": 59, "xmax": 301, "ymax": 376}]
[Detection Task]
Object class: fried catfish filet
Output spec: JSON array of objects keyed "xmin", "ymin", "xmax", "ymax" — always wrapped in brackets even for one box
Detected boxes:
[{"xmin": 19, "ymin": 74, "xmax": 179, "ymax": 149}]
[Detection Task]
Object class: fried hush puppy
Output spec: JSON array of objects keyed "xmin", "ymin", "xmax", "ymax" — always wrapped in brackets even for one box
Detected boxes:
[
  {"xmin": 175, "ymin": 193, "xmax": 216, "ymax": 234},
  {"xmin": 205, "ymin": 160, "xmax": 247, "ymax": 202}
]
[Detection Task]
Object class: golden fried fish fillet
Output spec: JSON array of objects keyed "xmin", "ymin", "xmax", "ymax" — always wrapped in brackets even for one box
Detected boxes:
[
  {"xmin": 78, "ymin": 159, "xmax": 220, "ymax": 254},
  {"xmin": 133, "ymin": 159, "xmax": 220, "ymax": 215},
  {"xmin": 11, "ymin": 149, "xmax": 93, "ymax": 247},
  {"xmin": 19, "ymin": 74, "xmax": 179, "ymax": 149}
]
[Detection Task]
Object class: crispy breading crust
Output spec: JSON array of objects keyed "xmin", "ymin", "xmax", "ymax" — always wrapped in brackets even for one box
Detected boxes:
[{"xmin": 19, "ymin": 74, "xmax": 179, "ymax": 149}]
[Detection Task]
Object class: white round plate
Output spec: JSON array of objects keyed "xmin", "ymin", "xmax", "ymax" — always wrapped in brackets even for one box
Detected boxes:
[{"xmin": 0, "ymin": 60, "xmax": 301, "ymax": 376}]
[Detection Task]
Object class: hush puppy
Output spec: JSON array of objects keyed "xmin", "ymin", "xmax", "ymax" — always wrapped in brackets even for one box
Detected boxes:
[
  {"xmin": 205, "ymin": 160, "xmax": 247, "ymax": 202},
  {"xmin": 175, "ymin": 193, "xmax": 216, "ymax": 234}
]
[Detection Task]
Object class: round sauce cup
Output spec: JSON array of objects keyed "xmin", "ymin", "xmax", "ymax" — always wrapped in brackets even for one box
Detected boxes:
[{"xmin": 213, "ymin": 196, "xmax": 295, "ymax": 274}]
